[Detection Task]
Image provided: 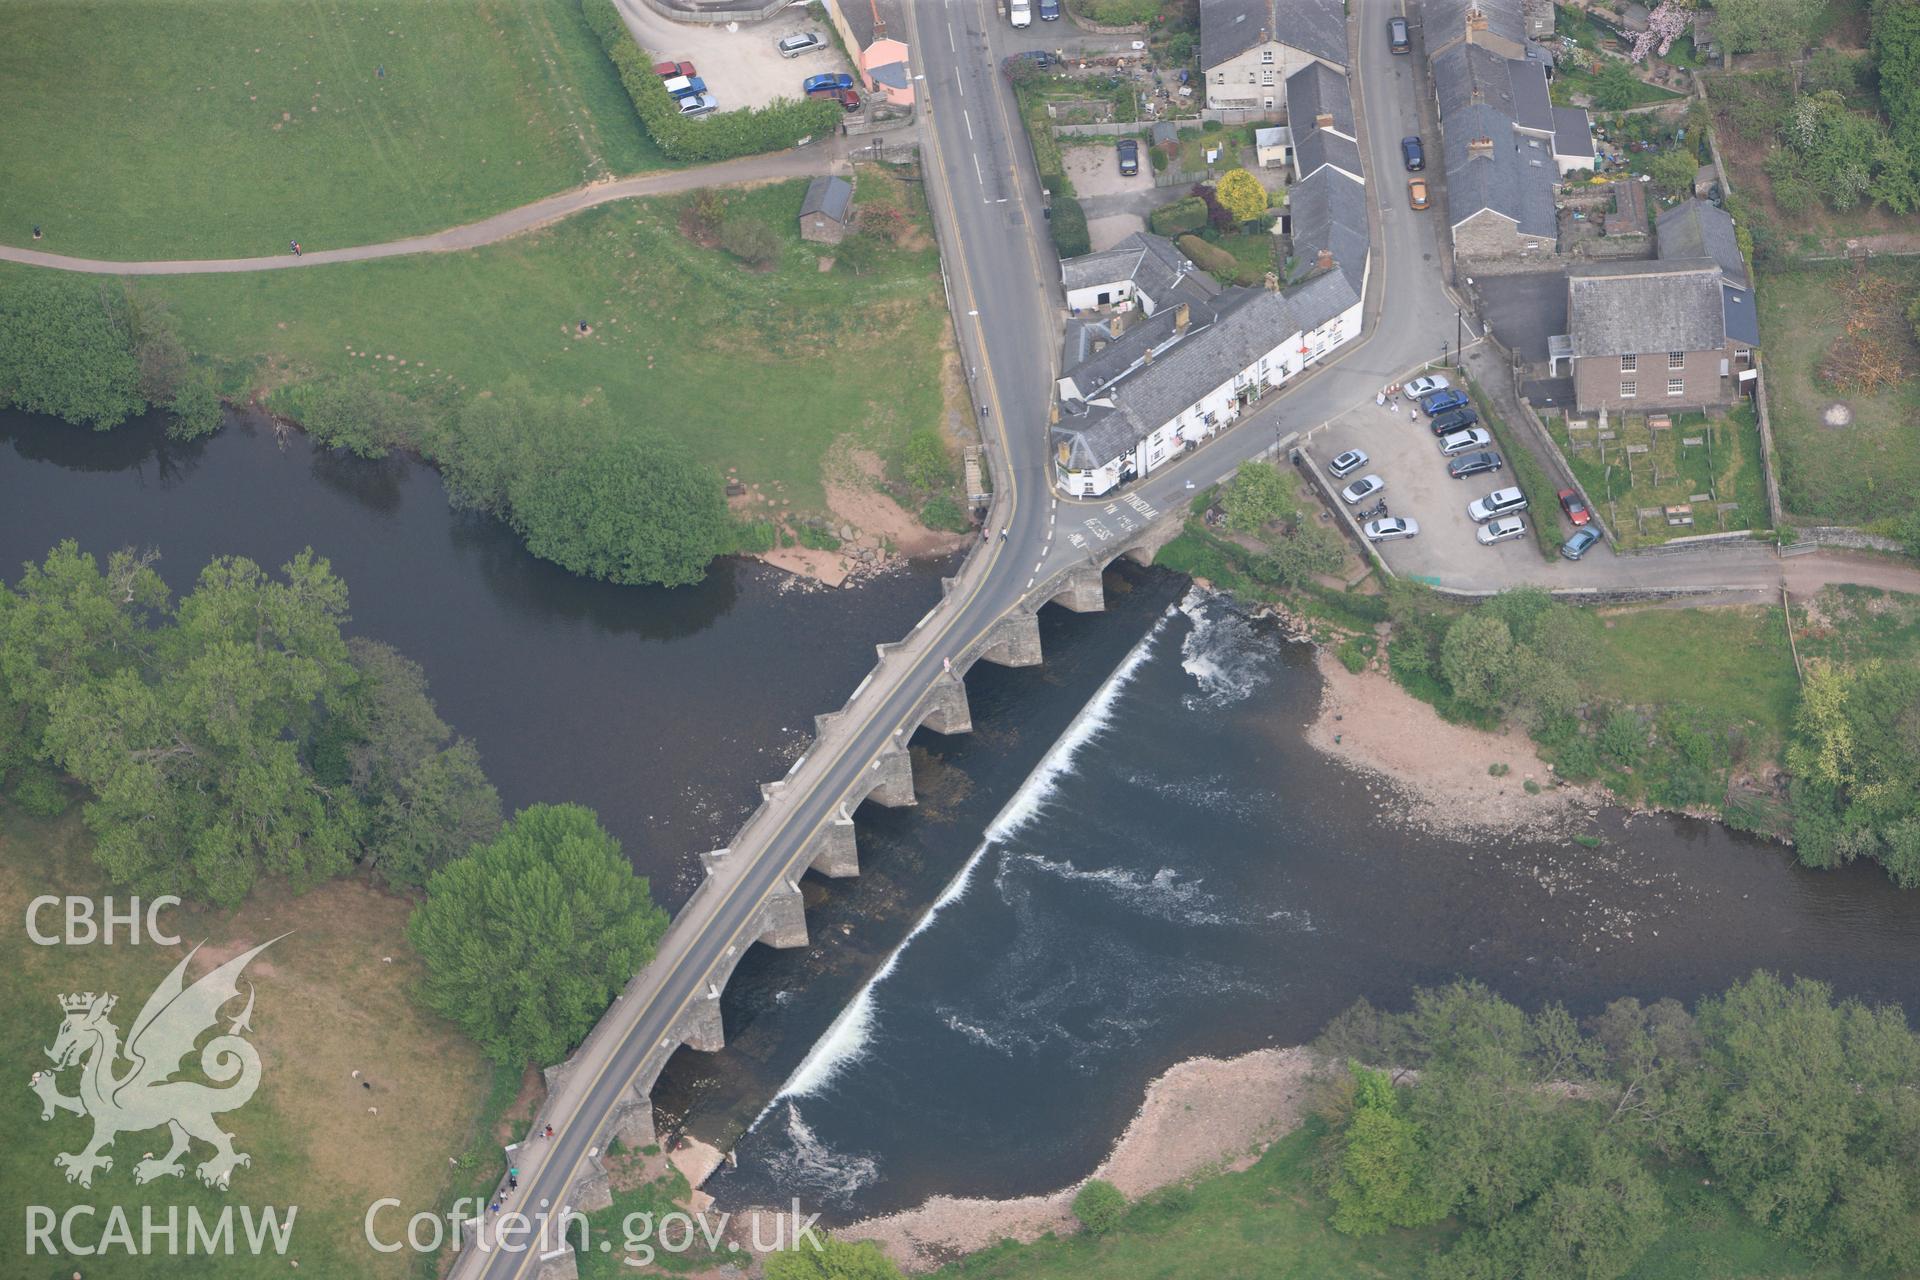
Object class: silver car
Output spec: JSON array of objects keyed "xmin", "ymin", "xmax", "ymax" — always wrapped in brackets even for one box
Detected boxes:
[
  {"xmin": 1405, "ymin": 374, "xmax": 1450, "ymax": 397},
  {"xmin": 1329, "ymin": 448, "xmax": 1369, "ymax": 478},
  {"xmin": 1476, "ymin": 515, "xmax": 1526, "ymax": 545},
  {"xmin": 1438, "ymin": 427, "xmax": 1493, "ymax": 457},
  {"xmin": 1341, "ymin": 474, "xmax": 1384, "ymax": 504},
  {"xmin": 1364, "ymin": 516, "xmax": 1419, "ymax": 542},
  {"xmin": 778, "ymin": 32, "xmax": 827, "ymax": 58},
  {"xmin": 678, "ymin": 92, "xmax": 718, "ymax": 117},
  {"xmin": 1467, "ymin": 487, "xmax": 1528, "ymax": 522}
]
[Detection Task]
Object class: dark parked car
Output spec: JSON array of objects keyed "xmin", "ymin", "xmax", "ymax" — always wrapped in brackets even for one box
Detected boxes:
[
  {"xmin": 1039, "ymin": 0, "xmax": 1061, "ymax": 18},
  {"xmin": 1447, "ymin": 450, "xmax": 1505, "ymax": 479},
  {"xmin": 1401, "ymin": 135, "xmax": 1424, "ymax": 171},
  {"xmin": 652, "ymin": 59, "xmax": 696, "ymax": 78},
  {"xmin": 1428, "ymin": 405, "xmax": 1481, "ymax": 436},
  {"xmin": 1561, "ymin": 527, "xmax": 1603, "ymax": 560},
  {"xmin": 1116, "ymin": 138, "xmax": 1139, "ymax": 176},
  {"xmin": 808, "ymin": 86, "xmax": 862, "ymax": 111},
  {"xmin": 1389, "ymin": 16, "xmax": 1412, "ymax": 53},
  {"xmin": 1420, "ymin": 387, "xmax": 1471, "ymax": 416},
  {"xmin": 802, "ymin": 72, "xmax": 854, "ymax": 95}
]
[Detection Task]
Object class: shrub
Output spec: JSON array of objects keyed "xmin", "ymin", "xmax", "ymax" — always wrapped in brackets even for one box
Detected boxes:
[
  {"xmin": 166, "ymin": 371, "xmax": 224, "ymax": 441},
  {"xmin": 904, "ymin": 426, "xmax": 952, "ymax": 491},
  {"xmin": 1216, "ymin": 167, "xmax": 1270, "ymax": 223},
  {"xmin": 10, "ymin": 765, "xmax": 69, "ymax": 818},
  {"xmin": 581, "ymin": 0, "xmax": 840, "ymax": 163},
  {"xmin": 719, "ymin": 214, "xmax": 782, "ymax": 268},
  {"xmin": 1176, "ymin": 233, "xmax": 1239, "ymax": 278},
  {"xmin": 1072, "ymin": 1179, "xmax": 1127, "ymax": 1235},
  {"xmin": 1050, "ymin": 195, "xmax": 1091, "ymax": 258},
  {"xmin": 1489, "ymin": 762, "xmax": 1511, "ymax": 777},
  {"xmin": 920, "ymin": 494, "xmax": 970, "ymax": 532},
  {"xmin": 0, "ymin": 274, "xmax": 144, "ymax": 429},
  {"xmin": 299, "ymin": 373, "xmax": 432, "ymax": 459},
  {"xmin": 1339, "ymin": 637, "xmax": 1372, "ymax": 674},
  {"xmin": 1148, "ymin": 195, "xmax": 1208, "ymax": 238}
]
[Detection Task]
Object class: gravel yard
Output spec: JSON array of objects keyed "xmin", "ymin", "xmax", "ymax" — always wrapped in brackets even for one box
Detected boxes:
[{"xmin": 615, "ymin": 3, "xmax": 851, "ymax": 114}]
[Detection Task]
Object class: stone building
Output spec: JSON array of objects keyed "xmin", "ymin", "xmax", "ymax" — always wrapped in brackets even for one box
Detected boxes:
[
  {"xmin": 798, "ymin": 176, "xmax": 853, "ymax": 244},
  {"xmin": 1563, "ymin": 259, "xmax": 1741, "ymax": 412},
  {"xmin": 1200, "ymin": 0, "xmax": 1347, "ymax": 112}
]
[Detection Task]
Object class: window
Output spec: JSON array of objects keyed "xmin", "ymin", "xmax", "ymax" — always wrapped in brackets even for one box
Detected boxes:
[
  {"xmin": 1620, "ymin": 354, "xmax": 1637, "ymax": 372},
  {"xmin": 1214, "ymin": 71, "xmax": 1225, "ymax": 84},
  {"xmin": 1260, "ymin": 49, "xmax": 1275, "ymax": 65},
  {"xmin": 1736, "ymin": 347, "xmax": 1752, "ymax": 360},
  {"xmin": 1260, "ymin": 69, "xmax": 1275, "ymax": 85},
  {"xmin": 1621, "ymin": 380, "xmax": 1637, "ymax": 398},
  {"xmin": 1667, "ymin": 378, "xmax": 1684, "ymax": 396},
  {"xmin": 1668, "ymin": 351, "xmax": 1685, "ymax": 369}
]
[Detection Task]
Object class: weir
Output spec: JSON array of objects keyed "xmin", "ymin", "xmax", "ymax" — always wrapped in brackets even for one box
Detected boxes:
[{"xmin": 510, "ymin": 508, "xmax": 1185, "ymax": 1260}]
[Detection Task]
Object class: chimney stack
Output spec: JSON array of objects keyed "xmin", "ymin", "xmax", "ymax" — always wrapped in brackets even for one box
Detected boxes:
[
  {"xmin": 1315, "ymin": 111, "xmax": 1334, "ymax": 129},
  {"xmin": 1316, "ymin": 248, "xmax": 1334, "ymax": 272},
  {"xmin": 1469, "ymin": 135, "xmax": 1495, "ymax": 155},
  {"xmin": 1174, "ymin": 302, "xmax": 1191, "ymax": 334},
  {"xmin": 1258, "ymin": 27, "xmax": 1268, "ymax": 43}
]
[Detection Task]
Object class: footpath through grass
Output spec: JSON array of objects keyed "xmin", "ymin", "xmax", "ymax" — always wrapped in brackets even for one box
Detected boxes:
[
  {"xmin": 0, "ymin": 805, "xmax": 497, "ymax": 1277},
  {"xmin": 1756, "ymin": 260, "xmax": 1920, "ymax": 527},
  {"xmin": 123, "ymin": 170, "xmax": 949, "ymax": 515},
  {"xmin": 0, "ymin": 0, "xmax": 668, "ymax": 259}
]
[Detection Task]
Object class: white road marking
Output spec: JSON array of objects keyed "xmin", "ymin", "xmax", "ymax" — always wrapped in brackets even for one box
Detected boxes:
[
  {"xmin": 972, "ymin": 152, "xmax": 983, "ymax": 185},
  {"xmin": 1026, "ymin": 577, "xmax": 1035, "ymax": 588},
  {"xmin": 955, "ymin": 68, "xmax": 964, "ymax": 96},
  {"xmin": 947, "ymin": 22, "xmax": 956, "ymax": 51},
  {"xmin": 963, "ymin": 109, "xmax": 973, "ymax": 140},
  {"xmin": 1033, "ymin": 559, "xmax": 1044, "ymax": 573}
]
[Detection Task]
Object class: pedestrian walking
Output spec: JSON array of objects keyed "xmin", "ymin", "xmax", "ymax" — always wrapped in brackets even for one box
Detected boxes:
[
  {"xmin": 31, "ymin": 225, "xmax": 42, "ymax": 240},
  {"xmin": 999, "ymin": 529, "xmax": 1008, "ymax": 541},
  {"xmin": 545, "ymin": 1125, "xmax": 554, "ymax": 1139},
  {"xmin": 509, "ymin": 1175, "xmax": 518, "ymax": 1191},
  {"xmin": 1409, "ymin": 407, "xmax": 1418, "ymax": 422}
]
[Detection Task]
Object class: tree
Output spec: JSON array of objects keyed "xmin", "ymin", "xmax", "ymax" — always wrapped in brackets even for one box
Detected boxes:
[
  {"xmin": 1871, "ymin": 0, "xmax": 1920, "ymax": 148},
  {"xmin": 1257, "ymin": 525, "xmax": 1344, "ymax": 589},
  {"xmin": 1326, "ymin": 1063, "xmax": 1445, "ymax": 1235},
  {"xmin": 1714, "ymin": 0, "xmax": 1827, "ymax": 55},
  {"xmin": 1222, "ymin": 460, "xmax": 1298, "ymax": 532},
  {"xmin": 720, "ymin": 214, "xmax": 782, "ymax": 268},
  {"xmin": 1649, "ymin": 145, "xmax": 1700, "ymax": 197},
  {"xmin": 408, "ymin": 804, "xmax": 669, "ymax": 1066},
  {"xmin": 1591, "ymin": 60, "xmax": 1645, "ymax": 111},
  {"xmin": 763, "ymin": 1236, "xmax": 904, "ymax": 1280},
  {"xmin": 1433, "ymin": 1138, "xmax": 1665, "ymax": 1280},
  {"xmin": 1787, "ymin": 659, "xmax": 1920, "ymax": 882},
  {"xmin": 301, "ymin": 373, "xmax": 430, "ymax": 459},
  {"xmin": 507, "ymin": 426, "xmax": 731, "ymax": 587},
  {"xmin": 0, "ymin": 274, "xmax": 144, "ymax": 429},
  {"xmin": 1071, "ymin": 1179, "xmax": 1127, "ymax": 1235},
  {"xmin": 1215, "ymin": 167, "xmax": 1269, "ymax": 224},
  {"xmin": 1441, "ymin": 613, "xmax": 1515, "ymax": 710},
  {"xmin": 167, "ymin": 371, "xmax": 224, "ymax": 441},
  {"xmin": 44, "ymin": 550, "xmax": 360, "ymax": 905}
]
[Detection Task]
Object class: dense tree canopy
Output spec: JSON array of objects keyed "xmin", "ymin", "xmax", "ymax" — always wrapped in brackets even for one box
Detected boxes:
[
  {"xmin": 1787, "ymin": 658, "xmax": 1920, "ymax": 885},
  {"xmin": 408, "ymin": 804, "xmax": 669, "ymax": 1066},
  {"xmin": 1713, "ymin": 0, "xmax": 1827, "ymax": 55},
  {"xmin": 762, "ymin": 1237, "xmax": 903, "ymax": 1280}
]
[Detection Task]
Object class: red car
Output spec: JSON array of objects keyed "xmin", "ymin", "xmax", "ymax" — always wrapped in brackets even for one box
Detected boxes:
[
  {"xmin": 1558, "ymin": 488, "xmax": 1592, "ymax": 526},
  {"xmin": 808, "ymin": 86, "xmax": 862, "ymax": 111},
  {"xmin": 652, "ymin": 60, "xmax": 696, "ymax": 78}
]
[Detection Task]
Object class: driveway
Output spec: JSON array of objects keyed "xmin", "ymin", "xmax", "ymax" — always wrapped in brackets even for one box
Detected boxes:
[
  {"xmin": 1473, "ymin": 270, "xmax": 1568, "ymax": 364},
  {"xmin": 1064, "ymin": 142, "xmax": 1153, "ymax": 199},
  {"xmin": 613, "ymin": 0, "xmax": 850, "ymax": 114}
]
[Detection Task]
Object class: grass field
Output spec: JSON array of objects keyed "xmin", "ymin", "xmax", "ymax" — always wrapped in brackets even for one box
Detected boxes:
[
  {"xmin": 108, "ymin": 169, "xmax": 950, "ymax": 515},
  {"xmin": 1756, "ymin": 261, "xmax": 1920, "ymax": 526},
  {"xmin": 930, "ymin": 1117, "xmax": 1849, "ymax": 1280},
  {"xmin": 0, "ymin": 804, "xmax": 497, "ymax": 1277},
  {"xmin": 1792, "ymin": 583, "xmax": 1920, "ymax": 668},
  {"xmin": 1583, "ymin": 604, "xmax": 1802, "ymax": 751},
  {"xmin": 0, "ymin": 0, "xmax": 667, "ymax": 259},
  {"xmin": 1547, "ymin": 406, "xmax": 1769, "ymax": 548}
]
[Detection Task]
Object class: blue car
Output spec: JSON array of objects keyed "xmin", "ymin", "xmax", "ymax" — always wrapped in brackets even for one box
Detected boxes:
[
  {"xmin": 803, "ymin": 72, "xmax": 854, "ymax": 95},
  {"xmin": 1420, "ymin": 387, "xmax": 1470, "ymax": 416},
  {"xmin": 662, "ymin": 74, "xmax": 707, "ymax": 100},
  {"xmin": 1560, "ymin": 527, "xmax": 1603, "ymax": 561}
]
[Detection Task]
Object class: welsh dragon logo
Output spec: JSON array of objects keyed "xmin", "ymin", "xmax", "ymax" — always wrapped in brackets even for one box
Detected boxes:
[{"xmin": 31, "ymin": 938, "xmax": 282, "ymax": 1190}]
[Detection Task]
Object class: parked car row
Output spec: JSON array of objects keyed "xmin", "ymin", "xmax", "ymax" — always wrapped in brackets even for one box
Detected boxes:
[{"xmin": 654, "ymin": 61, "xmax": 718, "ymax": 118}]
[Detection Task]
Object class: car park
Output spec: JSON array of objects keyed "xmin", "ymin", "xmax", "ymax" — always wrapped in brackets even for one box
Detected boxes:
[
  {"xmin": 662, "ymin": 74, "xmax": 707, "ymax": 100},
  {"xmin": 653, "ymin": 60, "xmax": 696, "ymax": 78},
  {"xmin": 1561, "ymin": 527, "xmax": 1603, "ymax": 560},
  {"xmin": 1117, "ymin": 139, "xmax": 1140, "ymax": 176},
  {"xmin": 1408, "ymin": 178, "xmax": 1429, "ymax": 210},
  {"xmin": 1329, "ymin": 448, "xmax": 1369, "ymax": 478},
  {"xmin": 1477, "ymin": 516, "xmax": 1527, "ymax": 545},
  {"xmin": 1341, "ymin": 474, "xmax": 1385, "ymax": 504},
  {"xmin": 1389, "ymin": 16, "xmax": 1411, "ymax": 52},
  {"xmin": 777, "ymin": 33, "xmax": 827, "ymax": 58},
  {"xmin": 809, "ymin": 86, "xmax": 862, "ymax": 111},
  {"xmin": 677, "ymin": 92, "xmax": 719, "ymax": 118},
  {"xmin": 1365, "ymin": 517, "xmax": 1419, "ymax": 542},
  {"xmin": 803, "ymin": 72, "xmax": 854, "ymax": 94},
  {"xmin": 1438, "ymin": 427, "xmax": 1493, "ymax": 456},
  {"xmin": 1558, "ymin": 488, "xmax": 1592, "ymax": 526},
  {"xmin": 1401, "ymin": 136, "xmax": 1424, "ymax": 171},
  {"xmin": 1405, "ymin": 375, "xmax": 1449, "ymax": 398},
  {"xmin": 1421, "ymin": 387, "xmax": 1470, "ymax": 416},
  {"xmin": 1467, "ymin": 486, "xmax": 1528, "ymax": 521},
  {"xmin": 1449, "ymin": 451, "xmax": 1505, "ymax": 480},
  {"xmin": 1428, "ymin": 406, "xmax": 1480, "ymax": 436}
]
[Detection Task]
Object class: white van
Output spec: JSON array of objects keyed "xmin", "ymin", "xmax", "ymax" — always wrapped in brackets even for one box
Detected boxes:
[{"xmin": 1010, "ymin": 0, "xmax": 1032, "ymax": 27}]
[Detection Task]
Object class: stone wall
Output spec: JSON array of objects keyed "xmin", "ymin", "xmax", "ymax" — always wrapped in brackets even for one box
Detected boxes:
[{"xmin": 1453, "ymin": 208, "xmax": 1543, "ymax": 261}]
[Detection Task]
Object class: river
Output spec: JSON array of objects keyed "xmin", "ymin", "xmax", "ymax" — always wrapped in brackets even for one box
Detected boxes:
[{"xmin": 8, "ymin": 409, "xmax": 1920, "ymax": 1227}]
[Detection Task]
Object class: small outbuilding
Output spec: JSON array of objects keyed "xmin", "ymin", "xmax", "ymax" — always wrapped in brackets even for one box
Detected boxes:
[{"xmin": 799, "ymin": 176, "xmax": 854, "ymax": 244}]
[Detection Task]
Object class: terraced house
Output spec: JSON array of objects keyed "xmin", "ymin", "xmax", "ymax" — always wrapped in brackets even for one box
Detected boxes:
[{"xmin": 1200, "ymin": 0, "xmax": 1348, "ymax": 113}]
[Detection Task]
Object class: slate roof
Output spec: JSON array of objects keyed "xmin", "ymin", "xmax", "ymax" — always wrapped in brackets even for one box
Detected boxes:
[
  {"xmin": 1425, "ymin": 0, "xmax": 1527, "ymax": 53},
  {"xmin": 1433, "ymin": 43, "xmax": 1516, "ymax": 119},
  {"xmin": 1552, "ymin": 106, "xmax": 1595, "ymax": 157},
  {"xmin": 1295, "ymin": 127, "xmax": 1364, "ymax": 180},
  {"xmin": 1287, "ymin": 166, "xmax": 1369, "ymax": 297},
  {"xmin": 1722, "ymin": 281, "xmax": 1760, "ymax": 347},
  {"xmin": 1567, "ymin": 259, "xmax": 1727, "ymax": 357},
  {"xmin": 1443, "ymin": 103, "xmax": 1558, "ymax": 239},
  {"xmin": 1200, "ymin": 0, "xmax": 1347, "ymax": 72},
  {"xmin": 1059, "ymin": 233, "xmax": 1223, "ymax": 311},
  {"xmin": 799, "ymin": 176, "xmax": 852, "ymax": 224},
  {"xmin": 1509, "ymin": 58, "xmax": 1553, "ymax": 132},
  {"xmin": 1285, "ymin": 60, "xmax": 1354, "ymax": 138},
  {"xmin": 1656, "ymin": 198, "xmax": 1748, "ymax": 288}
]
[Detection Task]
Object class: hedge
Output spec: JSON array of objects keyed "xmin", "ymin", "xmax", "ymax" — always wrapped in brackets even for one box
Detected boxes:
[
  {"xmin": 1465, "ymin": 379, "xmax": 1564, "ymax": 559},
  {"xmin": 1177, "ymin": 234, "xmax": 1239, "ymax": 279},
  {"xmin": 581, "ymin": 0, "xmax": 841, "ymax": 163},
  {"xmin": 1149, "ymin": 196, "xmax": 1208, "ymax": 237},
  {"xmin": 1051, "ymin": 196, "xmax": 1091, "ymax": 258}
]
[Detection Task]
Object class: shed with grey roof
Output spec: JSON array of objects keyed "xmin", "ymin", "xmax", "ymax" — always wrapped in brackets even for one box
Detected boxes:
[{"xmin": 798, "ymin": 176, "xmax": 854, "ymax": 244}]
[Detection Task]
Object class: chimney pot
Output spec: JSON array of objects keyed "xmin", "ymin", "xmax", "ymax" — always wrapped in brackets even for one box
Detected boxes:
[
  {"xmin": 1174, "ymin": 302, "xmax": 1191, "ymax": 333},
  {"xmin": 1316, "ymin": 248, "xmax": 1334, "ymax": 271},
  {"xmin": 1315, "ymin": 111, "xmax": 1334, "ymax": 129},
  {"xmin": 1470, "ymin": 135, "xmax": 1495, "ymax": 154}
]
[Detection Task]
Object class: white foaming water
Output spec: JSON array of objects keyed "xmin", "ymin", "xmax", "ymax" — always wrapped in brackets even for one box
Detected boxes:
[
  {"xmin": 1178, "ymin": 586, "xmax": 1272, "ymax": 709},
  {"xmin": 999, "ymin": 853, "xmax": 1232, "ymax": 926},
  {"xmin": 756, "ymin": 606, "xmax": 1177, "ymax": 1114},
  {"xmin": 761, "ymin": 1104, "xmax": 879, "ymax": 1206}
]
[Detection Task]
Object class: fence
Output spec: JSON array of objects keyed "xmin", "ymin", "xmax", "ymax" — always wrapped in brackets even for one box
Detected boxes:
[{"xmin": 1749, "ymin": 369, "xmax": 1785, "ymax": 529}]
